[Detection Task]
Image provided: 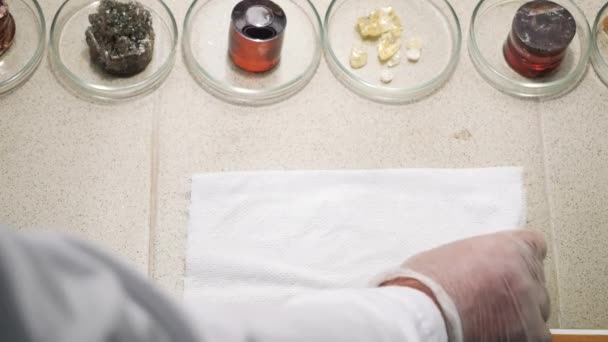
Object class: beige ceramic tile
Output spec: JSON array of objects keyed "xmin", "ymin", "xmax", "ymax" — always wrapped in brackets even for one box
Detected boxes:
[
  {"xmin": 537, "ymin": 0, "xmax": 608, "ymax": 328},
  {"xmin": 540, "ymin": 70, "xmax": 608, "ymax": 328},
  {"xmin": 152, "ymin": 0, "xmax": 561, "ymax": 327},
  {"xmin": 0, "ymin": 38, "xmax": 154, "ymax": 272}
]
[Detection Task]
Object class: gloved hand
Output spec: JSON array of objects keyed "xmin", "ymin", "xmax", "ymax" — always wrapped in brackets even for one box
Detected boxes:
[{"xmin": 384, "ymin": 230, "xmax": 551, "ymax": 342}]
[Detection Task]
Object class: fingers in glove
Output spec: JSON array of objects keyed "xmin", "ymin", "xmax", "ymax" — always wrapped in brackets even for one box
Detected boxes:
[
  {"xmin": 510, "ymin": 229, "xmax": 548, "ymax": 260},
  {"xmin": 508, "ymin": 230, "xmax": 548, "ymax": 284}
]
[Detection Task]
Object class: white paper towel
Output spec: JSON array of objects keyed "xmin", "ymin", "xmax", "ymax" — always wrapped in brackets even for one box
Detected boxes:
[{"xmin": 185, "ymin": 168, "xmax": 526, "ymax": 306}]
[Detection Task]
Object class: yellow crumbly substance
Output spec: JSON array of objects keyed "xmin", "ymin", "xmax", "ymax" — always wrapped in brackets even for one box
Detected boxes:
[
  {"xmin": 356, "ymin": 7, "xmax": 403, "ymax": 38},
  {"xmin": 352, "ymin": 6, "xmax": 406, "ymax": 67},
  {"xmin": 378, "ymin": 29, "xmax": 402, "ymax": 62},
  {"xmin": 356, "ymin": 6, "xmax": 404, "ymax": 62}
]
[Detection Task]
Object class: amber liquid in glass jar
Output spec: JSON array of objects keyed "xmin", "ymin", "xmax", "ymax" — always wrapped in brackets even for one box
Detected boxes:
[
  {"xmin": 503, "ymin": 0, "xmax": 576, "ymax": 78},
  {"xmin": 229, "ymin": 0, "xmax": 287, "ymax": 73},
  {"xmin": 0, "ymin": 0, "xmax": 16, "ymax": 57}
]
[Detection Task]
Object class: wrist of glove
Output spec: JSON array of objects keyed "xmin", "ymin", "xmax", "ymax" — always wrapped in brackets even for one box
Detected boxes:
[
  {"xmin": 380, "ymin": 230, "xmax": 551, "ymax": 342},
  {"xmin": 380, "ymin": 270, "xmax": 463, "ymax": 342}
]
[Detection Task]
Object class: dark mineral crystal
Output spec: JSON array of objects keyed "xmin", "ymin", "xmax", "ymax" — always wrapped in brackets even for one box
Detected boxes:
[
  {"xmin": 0, "ymin": 0, "xmax": 16, "ymax": 57},
  {"xmin": 86, "ymin": 0, "xmax": 155, "ymax": 77}
]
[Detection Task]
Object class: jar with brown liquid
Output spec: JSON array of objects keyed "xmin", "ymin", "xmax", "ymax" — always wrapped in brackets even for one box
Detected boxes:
[
  {"xmin": 229, "ymin": 0, "xmax": 287, "ymax": 73},
  {"xmin": 503, "ymin": 0, "xmax": 576, "ymax": 78}
]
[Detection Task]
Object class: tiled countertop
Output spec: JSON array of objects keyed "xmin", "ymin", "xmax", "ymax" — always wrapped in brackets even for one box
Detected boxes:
[{"xmin": 1, "ymin": 0, "xmax": 607, "ymax": 329}]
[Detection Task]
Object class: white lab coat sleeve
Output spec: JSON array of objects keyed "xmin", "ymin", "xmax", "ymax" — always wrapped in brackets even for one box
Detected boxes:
[
  {"xmin": 0, "ymin": 227, "xmax": 199, "ymax": 342},
  {"xmin": 186, "ymin": 287, "xmax": 448, "ymax": 342},
  {"xmin": 0, "ymin": 227, "xmax": 447, "ymax": 342}
]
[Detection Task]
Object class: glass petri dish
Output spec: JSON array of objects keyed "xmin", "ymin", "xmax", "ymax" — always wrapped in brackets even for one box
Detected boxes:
[
  {"xmin": 0, "ymin": 0, "xmax": 45, "ymax": 95},
  {"xmin": 469, "ymin": 0, "xmax": 591, "ymax": 98},
  {"xmin": 183, "ymin": 0, "xmax": 323, "ymax": 106},
  {"xmin": 49, "ymin": 0, "xmax": 178, "ymax": 100},
  {"xmin": 591, "ymin": 2, "xmax": 608, "ymax": 87},
  {"xmin": 324, "ymin": 0, "xmax": 461, "ymax": 104}
]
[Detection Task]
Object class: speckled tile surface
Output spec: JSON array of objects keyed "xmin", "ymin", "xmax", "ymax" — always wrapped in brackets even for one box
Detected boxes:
[
  {"xmin": 1, "ymin": 0, "xmax": 607, "ymax": 330},
  {"xmin": 541, "ymin": 0, "xmax": 608, "ymax": 329},
  {"xmin": 540, "ymin": 72, "xmax": 608, "ymax": 328},
  {"xmin": 0, "ymin": 0, "xmax": 153, "ymax": 272}
]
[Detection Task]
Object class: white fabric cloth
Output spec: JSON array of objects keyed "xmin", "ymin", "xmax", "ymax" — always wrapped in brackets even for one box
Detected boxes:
[
  {"xmin": 185, "ymin": 168, "xmax": 525, "ymax": 304},
  {"xmin": 185, "ymin": 168, "xmax": 525, "ymax": 341}
]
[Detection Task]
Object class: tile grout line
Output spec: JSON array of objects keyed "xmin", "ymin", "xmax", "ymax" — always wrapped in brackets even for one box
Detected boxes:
[
  {"xmin": 148, "ymin": 91, "xmax": 161, "ymax": 280},
  {"xmin": 537, "ymin": 102, "xmax": 564, "ymax": 328}
]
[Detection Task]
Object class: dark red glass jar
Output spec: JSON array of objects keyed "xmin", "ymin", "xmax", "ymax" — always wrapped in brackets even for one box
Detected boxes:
[
  {"xmin": 229, "ymin": 0, "xmax": 287, "ymax": 73},
  {"xmin": 503, "ymin": 0, "xmax": 576, "ymax": 78},
  {"xmin": 0, "ymin": 0, "xmax": 16, "ymax": 57}
]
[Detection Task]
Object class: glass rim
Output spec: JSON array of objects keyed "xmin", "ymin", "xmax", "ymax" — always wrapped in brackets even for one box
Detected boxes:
[
  {"xmin": 0, "ymin": 0, "xmax": 46, "ymax": 94},
  {"xmin": 49, "ymin": 0, "xmax": 178, "ymax": 100},
  {"xmin": 591, "ymin": 1, "xmax": 608, "ymax": 86},
  {"xmin": 323, "ymin": 0, "xmax": 462, "ymax": 104},
  {"xmin": 467, "ymin": 0, "xmax": 592, "ymax": 97},
  {"xmin": 182, "ymin": 0, "xmax": 324, "ymax": 105}
]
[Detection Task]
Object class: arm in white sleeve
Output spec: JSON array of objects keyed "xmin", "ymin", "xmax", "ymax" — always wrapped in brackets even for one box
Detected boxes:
[
  {"xmin": 0, "ymin": 227, "xmax": 199, "ymax": 342},
  {"xmin": 186, "ymin": 287, "xmax": 448, "ymax": 342},
  {"xmin": 0, "ymin": 227, "xmax": 447, "ymax": 342}
]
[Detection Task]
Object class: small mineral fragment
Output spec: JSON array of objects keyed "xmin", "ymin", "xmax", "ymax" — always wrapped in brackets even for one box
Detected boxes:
[
  {"xmin": 380, "ymin": 69, "xmax": 394, "ymax": 83},
  {"xmin": 378, "ymin": 29, "xmax": 402, "ymax": 61},
  {"xmin": 350, "ymin": 46, "xmax": 368, "ymax": 69},
  {"xmin": 85, "ymin": 0, "xmax": 155, "ymax": 77},
  {"xmin": 603, "ymin": 16, "xmax": 608, "ymax": 35},
  {"xmin": 405, "ymin": 37, "xmax": 422, "ymax": 62},
  {"xmin": 357, "ymin": 6, "xmax": 402, "ymax": 39},
  {"xmin": 406, "ymin": 48, "xmax": 420, "ymax": 62},
  {"xmin": 387, "ymin": 50, "xmax": 401, "ymax": 67},
  {"xmin": 0, "ymin": 0, "xmax": 16, "ymax": 57}
]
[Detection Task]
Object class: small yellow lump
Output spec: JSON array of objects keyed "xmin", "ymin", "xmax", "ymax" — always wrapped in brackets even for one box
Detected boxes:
[
  {"xmin": 350, "ymin": 46, "xmax": 368, "ymax": 69},
  {"xmin": 378, "ymin": 29, "xmax": 402, "ymax": 62}
]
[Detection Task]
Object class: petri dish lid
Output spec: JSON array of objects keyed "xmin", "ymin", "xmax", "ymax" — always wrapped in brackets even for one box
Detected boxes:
[
  {"xmin": 468, "ymin": 0, "xmax": 591, "ymax": 98},
  {"xmin": 0, "ymin": 0, "xmax": 45, "ymax": 95},
  {"xmin": 323, "ymin": 0, "xmax": 462, "ymax": 104},
  {"xmin": 183, "ymin": 0, "xmax": 323, "ymax": 106},
  {"xmin": 49, "ymin": 0, "xmax": 178, "ymax": 100},
  {"xmin": 591, "ymin": 1, "xmax": 608, "ymax": 87}
]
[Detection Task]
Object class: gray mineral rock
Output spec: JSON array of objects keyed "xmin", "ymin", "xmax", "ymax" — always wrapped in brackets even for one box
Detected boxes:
[{"xmin": 86, "ymin": 0, "xmax": 155, "ymax": 77}]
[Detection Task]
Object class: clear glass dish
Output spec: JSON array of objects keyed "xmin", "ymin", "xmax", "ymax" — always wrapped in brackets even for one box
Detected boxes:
[
  {"xmin": 0, "ymin": 0, "xmax": 45, "ymax": 95},
  {"xmin": 592, "ymin": 1, "xmax": 608, "ymax": 87},
  {"xmin": 324, "ymin": 0, "xmax": 461, "ymax": 104},
  {"xmin": 468, "ymin": 0, "xmax": 591, "ymax": 98},
  {"xmin": 49, "ymin": 0, "xmax": 178, "ymax": 100},
  {"xmin": 183, "ymin": 0, "xmax": 323, "ymax": 106}
]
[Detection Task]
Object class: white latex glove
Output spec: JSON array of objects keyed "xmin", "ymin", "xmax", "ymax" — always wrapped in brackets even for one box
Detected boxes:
[{"xmin": 383, "ymin": 230, "xmax": 551, "ymax": 342}]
